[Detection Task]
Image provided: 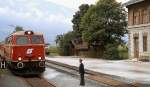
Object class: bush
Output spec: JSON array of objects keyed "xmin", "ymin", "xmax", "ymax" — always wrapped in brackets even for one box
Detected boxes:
[
  {"xmin": 45, "ymin": 46, "xmax": 59, "ymax": 56},
  {"xmin": 49, "ymin": 46, "xmax": 59, "ymax": 56},
  {"xmin": 118, "ymin": 45, "xmax": 128, "ymax": 59},
  {"xmin": 45, "ymin": 48, "xmax": 50, "ymax": 55},
  {"xmin": 103, "ymin": 44, "xmax": 128, "ymax": 60},
  {"xmin": 103, "ymin": 44, "xmax": 121, "ymax": 60}
]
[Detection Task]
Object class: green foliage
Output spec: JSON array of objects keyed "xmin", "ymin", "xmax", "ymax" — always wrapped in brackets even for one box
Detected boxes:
[
  {"xmin": 103, "ymin": 44, "xmax": 120, "ymax": 60},
  {"xmin": 45, "ymin": 48, "xmax": 50, "ymax": 55},
  {"xmin": 13, "ymin": 26, "xmax": 24, "ymax": 33},
  {"xmin": 72, "ymin": 4, "xmax": 90, "ymax": 39},
  {"xmin": 80, "ymin": 0, "xmax": 127, "ymax": 45},
  {"xmin": 79, "ymin": 0, "xmax": 127, "ymax": 59},
  {"xmin": 50, "ymin": 46, "xmax": 59, "ymax": 56},
  {"xmin": 118, "ymin": 45, "xmax": 128, "ymax": 59},
  {"xmin": 56, "ymin": 31, "xmax": 75, "ymax": 56},
  {"xmin": 49, "ymin": 46, "xmax": 59, "ymax": 54},
  {"xmin": 56, "ymin": 0, "xmax": 128, "ymax": 59},
  {"xmin": 56, "ymin": 4, "xmax": 90, "ymax": 56},
  {"xmin": 45, "ymin": 46, "xmax": 59, "ymax": 56},
  {"xmin": 103, "ymin": 44, "xmax": 128, "ymax": 60}
]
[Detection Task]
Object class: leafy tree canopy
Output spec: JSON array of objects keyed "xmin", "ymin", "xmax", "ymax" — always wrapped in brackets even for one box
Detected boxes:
[
  {"xmin": 72, "ymin": 4, "xmax": 90, "ymax": 38},
  {"xmin": 56, "ymin": 0, "xmax": 127, "ymax": 58},
  {"xmin": 13, "ymin": 26, "xmax": 24, "ymax": 33},
  {"xmin": 80, "ymin": 0, "xmax": 127, "ymax": 46},
  {"xmin": 56, "ymin": 4, "xmax": 90, "ymax": 56},
  {"xmin": 56, "ymin": 31, "xmax": 75, "ymax": 56}
]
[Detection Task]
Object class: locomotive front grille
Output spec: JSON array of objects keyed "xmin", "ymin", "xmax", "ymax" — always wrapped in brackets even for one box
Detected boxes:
[
  {"xmin": 24, "ymin": 61, "xmax": 45, "ymax": 68},
  {"xmin": 11, "ymin": 61, "xmax": 45, "ymax": 69}
]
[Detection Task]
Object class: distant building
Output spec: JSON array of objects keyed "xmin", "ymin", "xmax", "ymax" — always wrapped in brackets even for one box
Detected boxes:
[
  {"xmin": 125, "ymin": 0, "xmax": 150, "ymax": 59},
  {"xmin": 72, "ymin": 41, "xmax": 89, "ymax": 57},
  {"xmin": 72, "ymin": 40, "xmax": 101, "ymax": 58},
  {"xmin": 71, "ymin": 38, "xmax": 88, "ymax": 56}
]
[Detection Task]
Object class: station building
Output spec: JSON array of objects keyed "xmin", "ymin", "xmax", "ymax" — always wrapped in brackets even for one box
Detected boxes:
[{"xmin": 125, "ymin": 0, "xmax": 150, "ymax": 59}]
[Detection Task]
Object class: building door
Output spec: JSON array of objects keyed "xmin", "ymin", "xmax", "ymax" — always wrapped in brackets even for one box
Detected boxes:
[{"xmin": 134, "ymin": 37, "xmax": 139, "ymax": 58}]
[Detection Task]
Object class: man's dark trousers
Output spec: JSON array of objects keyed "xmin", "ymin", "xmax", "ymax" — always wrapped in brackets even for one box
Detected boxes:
[{"xmin": 80, "ymin": 73, "xmax": 85, "ymax": 86}]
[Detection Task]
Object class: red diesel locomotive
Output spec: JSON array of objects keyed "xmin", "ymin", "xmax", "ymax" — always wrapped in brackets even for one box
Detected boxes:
[{"xmin": 0, "ymin": 30, "xmax": 45, "ymax": 75}]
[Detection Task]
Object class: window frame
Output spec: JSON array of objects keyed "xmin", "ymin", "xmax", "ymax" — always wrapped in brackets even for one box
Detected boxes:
[
  {"xmin": 31, "ymin": 35, "xmax": 44, "ymax": 44},
  {"xmin": 16, "ymin": 35, "xmax": 29, "ymax": 45},
  {"xmin": 142, "ymin": 9, "xmax": 149, "ymax": 24}
]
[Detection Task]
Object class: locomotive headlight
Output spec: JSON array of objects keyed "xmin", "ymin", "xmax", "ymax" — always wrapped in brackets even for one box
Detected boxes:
[
  {"xmin": 18, "ymin": 57, "xmax": 22, "ymax": 61},
  {"xmin": 28, "ymin": 31, "xmax": 31, "ymax": 34},
  {"xmin": 25, "ymin": 31, "xmax": 34, "ymax": 35},
  {"xmin": 38, "ymin": 57, "xmax": 42, "ymax": 60}
]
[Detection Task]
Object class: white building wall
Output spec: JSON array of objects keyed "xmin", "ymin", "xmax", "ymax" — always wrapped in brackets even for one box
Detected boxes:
[
  {"xmin": 129, "ymin": 31, "xmax": 134, "ymax": 58},
  {"xmin": 128, "ymin": 23, "xmax": 150, "ymax": 59},
  {"xmin": 148, "ymin": 32, "xmax": 150, "ymax": 52},
  {"xmin": 128, "ymin": 33, "xmax": 131, "ymax": 58},
  {"xmin": 139, "ymin": 32, "xmax": 143, "ymax": 57}
]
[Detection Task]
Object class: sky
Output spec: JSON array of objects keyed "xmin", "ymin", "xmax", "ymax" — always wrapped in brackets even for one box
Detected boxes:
[{"xmin": 0, "ymin": 0, "xmax": 129, "ymax": 44}]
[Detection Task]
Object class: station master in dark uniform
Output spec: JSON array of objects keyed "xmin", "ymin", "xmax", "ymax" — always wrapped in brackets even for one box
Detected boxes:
[{"xmin": 79, "ymin": 59, "xmax": 85, "ymax": 86}]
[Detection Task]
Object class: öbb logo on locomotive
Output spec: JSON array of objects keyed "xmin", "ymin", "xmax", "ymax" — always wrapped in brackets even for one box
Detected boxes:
[
  {"xmin": 26, "ymin": 48, "xmax": 34, "ymax": 55},
  {"xmin": 0, "ymin": 30, "xmax": 45, "ymax": 75}
]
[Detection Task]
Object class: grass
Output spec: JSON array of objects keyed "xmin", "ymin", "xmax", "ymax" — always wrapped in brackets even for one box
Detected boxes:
[
  {"xmin": 118, "ymin": 45, "xmax": 128, "ymax": 59},
  {"xmin": 46, "ymin": 46, "xmax": 60, "ymax": 56}
]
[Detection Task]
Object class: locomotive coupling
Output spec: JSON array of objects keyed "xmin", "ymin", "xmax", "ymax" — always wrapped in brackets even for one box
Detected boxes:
[{"xmin": 17, "ymin": 62, "xmax": 24, "ymax": 68}]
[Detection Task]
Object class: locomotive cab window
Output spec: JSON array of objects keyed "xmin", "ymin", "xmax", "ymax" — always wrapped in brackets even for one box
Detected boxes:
[
  {"xmin": 16, "ymin": 36, "xmax": 28, "ymax": 45},
  {"xmin": 31, "ymin": 36, "xmax": 43, "ymax": 44}
]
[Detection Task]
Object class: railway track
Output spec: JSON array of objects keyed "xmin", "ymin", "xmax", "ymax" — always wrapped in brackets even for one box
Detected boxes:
[
  {"xmin": 46, "ymin": 60, "xmax": 139, "ymax": 87},
  {"xmin": 23, "ymin": 76, "xmax": 56, "ymax": 87}
]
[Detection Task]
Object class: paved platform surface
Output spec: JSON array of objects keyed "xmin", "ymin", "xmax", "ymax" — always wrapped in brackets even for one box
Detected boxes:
[
  {"xmin": 0, "ymin": 69, "xmax": 30, "ymax": 87},
  {"xmin": 0, "ymin": 67, "xmax": 107, "ymax": 87},
  {"xmin": 43, "ymin": 67, "xmax": 107, "ymax": 87},
  {"xmin": 46, "ymin": 56, "xmax": 150, "ymax": 85}
]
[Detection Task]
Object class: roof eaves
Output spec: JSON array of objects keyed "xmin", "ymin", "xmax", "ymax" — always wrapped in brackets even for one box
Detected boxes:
[{"xmin": 123, "ymin": 0, "xmax": 145, "ymax": 7}]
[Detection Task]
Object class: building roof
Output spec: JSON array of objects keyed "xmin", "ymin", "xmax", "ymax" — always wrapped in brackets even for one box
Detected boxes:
[
  {"xmin": 124, "ymin": 0, "xmax": 144, "ymax": 7},
  {"xmin": 12, "ymin": 31, "xmax": 43, "ymax": 36},
  {"xmin": 73, "ymin": 42, "xmax": 89, "ymax": 50}
]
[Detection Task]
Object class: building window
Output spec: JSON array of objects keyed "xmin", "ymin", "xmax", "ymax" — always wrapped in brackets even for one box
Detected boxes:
[
  {"xmin": 142, "ymin": 9, "xmax": 149, "ymax": 24},
  {"xmin": 143, "ymin": 35, "xmax": 147, "ymax": 52},
  {"xmin": 133, "ymin": 11, "xmax": 140, "ymax": 25}
]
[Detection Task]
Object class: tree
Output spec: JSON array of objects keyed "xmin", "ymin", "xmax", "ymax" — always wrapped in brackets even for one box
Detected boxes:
[
  {"xmin": 56, "ymin": 4, "xmax": 90, "ymax": 56},
  {"xmin": 72, "ymin": 4, "xmax": 90, "ymax": 40},
  {"xmin": 56, "ymin": 31, "xmax": 75, "ymax": 56},
  {"xmin": 80, "ymin": 0, "xmax": 127, "ymax": 58},
  {"xmin": 13, "ymin": 26, "xmax": 24, "ymax": 33}
]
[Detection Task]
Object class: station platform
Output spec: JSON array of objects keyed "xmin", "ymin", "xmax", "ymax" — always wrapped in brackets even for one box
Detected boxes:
[
  {"xmin": 0, "ymin": 69, "xmax": 30, "ymax": 87},
  {"xmin": 46, "ymin": 56, "xmax": 150, "ymax": 85}
]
